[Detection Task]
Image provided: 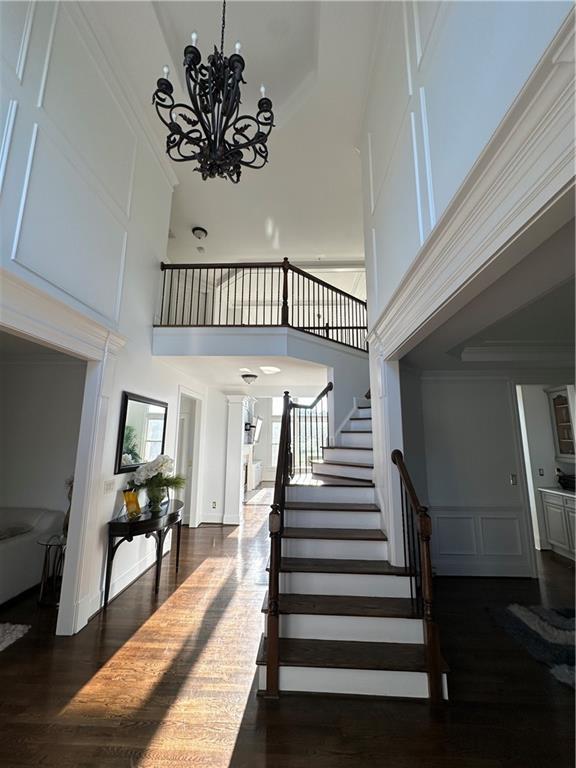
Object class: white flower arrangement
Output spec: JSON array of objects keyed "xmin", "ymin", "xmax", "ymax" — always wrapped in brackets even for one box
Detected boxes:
[{"xmin": 132, "ymin": 454, "xmax": 175, "ymax": 486}]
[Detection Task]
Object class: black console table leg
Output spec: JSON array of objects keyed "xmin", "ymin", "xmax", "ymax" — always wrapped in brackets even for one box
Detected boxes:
[
  {"xmin": 176, "ymin": 520, "xmax": 182, "ymax": 574},
  {"xmin": 154, "ymin": 530, "xmax": 165, "ymax": 594},
  {"xmin": 104, "ymin": 534, "xmax": 114, "ymax": 609}
]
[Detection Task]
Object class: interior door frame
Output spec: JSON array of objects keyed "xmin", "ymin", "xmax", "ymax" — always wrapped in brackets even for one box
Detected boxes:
[{"xmin": 175, "ymin": 385, "xmax": 204, "ymax": 528}]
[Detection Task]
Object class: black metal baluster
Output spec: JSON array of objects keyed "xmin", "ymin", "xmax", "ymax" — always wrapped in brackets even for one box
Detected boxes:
[
  {"xmin": 168, "ymin": 270, "xmax": 175, "ymax": 325},
  {"xmin": 160, "ymin": 267, "xmax": 167, "ymax": 325}
]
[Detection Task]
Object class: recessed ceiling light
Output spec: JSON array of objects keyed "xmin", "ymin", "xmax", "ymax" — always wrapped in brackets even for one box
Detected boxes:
[
  {"xmin": 239, "ymin": 367, "xmax": 252, "ymax": 373},
  {"xmin": 260, "ymin": 366, "xmax": 281, "ymax": 375},
  {"xmin": 192, "ymin": 226, "xmax": 208, "ymax": 239}
]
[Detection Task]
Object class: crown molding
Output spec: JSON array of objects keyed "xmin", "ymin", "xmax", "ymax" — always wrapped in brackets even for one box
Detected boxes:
[
  {"xmin": 460, "ymin": 342, "xmax": 574, "ymax": 366},
  {"xmin": 368, "ymin": 9, "xmax": 576, "ymax": 360},
  {"xmin": 0, "ymin": 268, "xmax": 126, "ymax": 361}
]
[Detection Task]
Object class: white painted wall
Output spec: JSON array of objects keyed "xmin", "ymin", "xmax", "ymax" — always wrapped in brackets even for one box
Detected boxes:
[
  {"xmin": 0, "ymin": 2, "xmax": 231, "ymax": 628},
  {"xmin": 361, "ymin": 0, "xmax": 572, "ymax": 324},
  {"xmin": 0, "ymin": 359, "xmax": 86, "ymax": 510},
  {"xmin": 417, "ymin": 374, "xmax": 535, "ymax": 576}
]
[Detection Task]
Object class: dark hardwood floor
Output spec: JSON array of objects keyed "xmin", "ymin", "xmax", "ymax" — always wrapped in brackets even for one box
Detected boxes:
[{"xmin": 0, "ymin": 508, "xmax": 573, "ymax": 768}]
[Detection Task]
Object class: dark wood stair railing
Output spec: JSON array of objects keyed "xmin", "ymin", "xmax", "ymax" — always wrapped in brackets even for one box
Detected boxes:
[
  {"xmin": 155, "ymin": 259, "xmax": 368, "ymax": 352},
  {"xmin": 391, "ymin": 449, "xmax": 443, "ymax": 705},
  {"xmin": 265, "ymin": 383, "xmax": 334, "ymax": 698}
]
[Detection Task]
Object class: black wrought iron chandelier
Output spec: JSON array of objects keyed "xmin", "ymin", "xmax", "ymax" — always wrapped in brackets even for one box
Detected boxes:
[{"xmin": 152, "ymin": 0, "xmax": 274, "ymax": 184}]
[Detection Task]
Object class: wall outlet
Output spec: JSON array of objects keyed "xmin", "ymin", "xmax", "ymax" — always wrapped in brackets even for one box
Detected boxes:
[
  {"xmin": 538, "ymin": 468, "xmax": 545, "ymax": 477},
  {"xmin": 103, "ymin": 480, "xmax": 115, "ymax": 495},
  {"xmin": 211, "ymin": 501, "xmax": 217, "ymax": 509}
]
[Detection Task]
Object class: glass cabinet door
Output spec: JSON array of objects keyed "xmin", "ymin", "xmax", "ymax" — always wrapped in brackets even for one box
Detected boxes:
[{"xmin": 550, "ymin": 391, "xmax": 575, "ymax": 458}]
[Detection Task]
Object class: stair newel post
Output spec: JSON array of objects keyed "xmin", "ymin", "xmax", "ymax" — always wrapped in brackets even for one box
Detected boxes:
[
  {"xmin": 281, "ymin": 258, "xmax": 290, "ymax": 326},
  {"xmin": 418, "ymin": 509, "xmax": 443, "ymax": 706},
  {"xmin": 266, "ymin": 502, "xmax": 281, "ymax": 698}
]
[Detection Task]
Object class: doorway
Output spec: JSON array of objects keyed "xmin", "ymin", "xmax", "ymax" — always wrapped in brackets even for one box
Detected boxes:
[{"xmin": 176, "ymin": 391, "xmax": 202, "ymax": 527}]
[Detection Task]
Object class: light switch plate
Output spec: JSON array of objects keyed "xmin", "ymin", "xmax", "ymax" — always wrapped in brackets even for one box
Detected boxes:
[{"xmin": 103, "ymin": 480, "xmax": 115, "ymax": 495}]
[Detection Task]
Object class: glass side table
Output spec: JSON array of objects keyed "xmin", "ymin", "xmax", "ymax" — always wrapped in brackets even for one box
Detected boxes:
[{"xmin": 37, "ymin": 534, "xmax": 66, "ymax": 606}]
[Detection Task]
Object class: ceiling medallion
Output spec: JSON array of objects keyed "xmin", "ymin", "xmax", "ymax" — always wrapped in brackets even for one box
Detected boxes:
[{"xmin": 152, "ymin": 0, "xmax": 274, "ymax": 184}]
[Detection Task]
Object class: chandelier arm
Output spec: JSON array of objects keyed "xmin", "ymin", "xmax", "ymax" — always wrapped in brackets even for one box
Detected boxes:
[
  {"xmin": 185, "ymin": 68, "xmax": 212, "ymax": 143},
  {"xmin": 220, "ymin": 77, "xmax": 241, "ymax": 138}
]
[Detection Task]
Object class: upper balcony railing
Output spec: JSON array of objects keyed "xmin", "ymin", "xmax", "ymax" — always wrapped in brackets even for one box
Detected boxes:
[{"xmin": 155, "ymin": 258, "xmax": 368, "ymax": 352}]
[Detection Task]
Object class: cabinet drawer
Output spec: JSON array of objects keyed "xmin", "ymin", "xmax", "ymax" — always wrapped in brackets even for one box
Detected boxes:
[
  {"xmin": 544, "ymin": 502, "xmax": 570, "ymax": 549},
  {"xmin": 563, "ymin": 495, "xmax": 575, "ymax": 511}
]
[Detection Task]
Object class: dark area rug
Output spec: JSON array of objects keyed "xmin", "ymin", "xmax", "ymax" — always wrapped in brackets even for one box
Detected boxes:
[{"xmin": 492, "ymin": 603, "xmax": 575, "ymax": 688}]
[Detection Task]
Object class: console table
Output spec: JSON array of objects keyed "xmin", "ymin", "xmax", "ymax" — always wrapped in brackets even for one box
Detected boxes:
[{"xmin": 104, "ymin": 499, "xmax": 183, "ymax": 609}]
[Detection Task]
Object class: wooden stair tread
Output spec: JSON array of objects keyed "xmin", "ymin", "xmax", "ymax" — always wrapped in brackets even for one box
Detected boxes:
[
  {"xmin": 262, "ymin": 593, "xmax": 415, "ymax": 618},
  {"xmin": 276, "ymin": 557, "xmax": 409, "ymax": 576},
  {"xmin": 312, "ymin": 459, "xmax": 374, "ymax": 469},
  {"xmin": 285, "ymin": 502, "xmax": 380, "ymax": 512},
  {"xmin": 340, "ymin": 429, "xmax": 373, "ymax": 434},
  {"xmin": 309, "ymin": 472, "xmax": 374, "ymax": 485},
  {"xmin": 290, "ymin": 476, "xmax": 374, "ymax": 487},
  {"xmin": 256, "ymin": 636, "xmax": 447, "ymax": 673},
  {"xmin": 322, "ymin": 445, "xmax": 373, "ymax": 451},
  {"xmin": 283, "ymin": 527, "xmax": 387, "ymax": 541},
  {"xmin": 350, "ymin": 417, "xmax": 372, "ymax": 421}
]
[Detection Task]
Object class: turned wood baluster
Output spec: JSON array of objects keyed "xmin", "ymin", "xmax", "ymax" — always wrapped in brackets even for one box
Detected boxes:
[
  {"xmin": 418, "ymin": 510, "xmax": 443, "ymax": 705},
  {"xmin": 281, "ymin": 258, "xmax": 290, "ymax": 326},
  {"xmin": 266, "ymin": 502, "xmax": 281, "ymax": 698}
]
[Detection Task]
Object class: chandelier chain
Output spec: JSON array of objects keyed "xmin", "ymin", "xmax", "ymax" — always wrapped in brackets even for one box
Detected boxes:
[{"xmin": 220, "ymin": 0, "xmax": 226, "ymax": 54}]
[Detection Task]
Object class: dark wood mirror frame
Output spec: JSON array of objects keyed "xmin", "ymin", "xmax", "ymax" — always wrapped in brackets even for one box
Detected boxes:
[{"xmin": 114, "ymin": 392, "xmax": 168, "ymax": 475}]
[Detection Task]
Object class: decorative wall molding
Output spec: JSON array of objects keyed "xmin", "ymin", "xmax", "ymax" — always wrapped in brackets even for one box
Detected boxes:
[
  {"xmin": 76, "ymin": 1, "xmax": 179, "ymax": 191},
  {"xmin": 368, "ymin": 9, "xmax": 576, "ymax": 360},
  {"xmin": 0, "ymin": 99, "xmax": 18, "ymax": 194},
  {"xmin": 460, "ymin": 342, "xmax": 574, "ymax": 367},
  {"xmin": 0, "ymin": 268, "xmax": 125, "ymax": 361}
]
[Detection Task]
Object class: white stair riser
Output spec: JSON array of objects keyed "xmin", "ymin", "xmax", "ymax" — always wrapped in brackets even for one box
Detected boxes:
[
  {"xmin": 312, "ymin": 463, "xmax": 373, "ymax": 481},
  {"xmin": 286, "ymin": 485, "xmax": 375, "ymax": 504},
  {"xmin": 353, "ymin": 398, "xmax": 371, "ymax": 409},
  {"xmin": 336, "ymin": 432, "xmax": 373, "ymax": 449},
  {"xmin": 266, "ymin": 614, "xmax": 423, "ymax": 644},
  {"xmin": 284, "ymin": 510, "xmax": 381, "ymax": 529},
  {"xmin": 346, "ymin": 420, "xmax": 372, "ymax": 432},
  {"xmin": 323, "ymin": 447, "xmax": 374, "ymax": 464},
  {"xmin": 282, "ymin": 538, "xmax": 388, "ymax": 560},
  {"xmin": 258, "ymin": 667, "xmax": 448, "ymax": 699},
  {"xmin": 352, "ymin": 408, "xmax": 372, "ymax": 419},
  {"xmin": 279, "ymin": 572, "xmax": 412, "ymax": 598}
]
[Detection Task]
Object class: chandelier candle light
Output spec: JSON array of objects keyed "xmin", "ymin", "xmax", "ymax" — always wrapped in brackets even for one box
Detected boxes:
[{"xmin": 152, "ymin": 0, "xmax": 274, "ymax": 183}]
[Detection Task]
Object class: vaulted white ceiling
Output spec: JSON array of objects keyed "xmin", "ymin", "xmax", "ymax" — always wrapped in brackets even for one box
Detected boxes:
[{"xmin": 152, "ymin": 2, "xmax": 379, "ymax": 267}]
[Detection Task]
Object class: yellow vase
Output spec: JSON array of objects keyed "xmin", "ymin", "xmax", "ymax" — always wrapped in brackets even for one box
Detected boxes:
[{"xmin": 123, "ymin": 490, "xmax": 141, "ymax": 518}]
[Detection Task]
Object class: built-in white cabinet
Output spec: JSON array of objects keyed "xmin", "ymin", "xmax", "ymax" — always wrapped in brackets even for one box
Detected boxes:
[
  {"xmin": 539, "ymin": 489, "xmax": 575, "ymax": 560},
  {"xmin": 547, "ymin": 387, "xmax": 575, "ymax": 462}
]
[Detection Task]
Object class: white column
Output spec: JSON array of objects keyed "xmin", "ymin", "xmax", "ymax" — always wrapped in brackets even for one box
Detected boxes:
[
  {"xmin": 223, "ymin": 395, "xmax": 251, "ymax": 525},
  {"xmin": 369, "ymin": 346, "xmax": 405, "ymax": 566}
]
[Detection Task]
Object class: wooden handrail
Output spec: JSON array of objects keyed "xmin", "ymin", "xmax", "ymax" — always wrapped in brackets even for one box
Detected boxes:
[
  {"xmin": 391, "ymin": 449, "xmax": 443, "ymax": 706},
  {"xmin": 265, "ymin": 384, "xmax": 333, "ymax": 697},
  {"xmin": 292, "ymin": 382, "xmax": 333, "ymax": 411}
]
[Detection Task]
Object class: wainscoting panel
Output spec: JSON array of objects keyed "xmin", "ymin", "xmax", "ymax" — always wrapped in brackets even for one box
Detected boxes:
[
  {"xmin": 11, "ymin": 126, "xmax": 126, "ymax": 323},
  {"xmin": 430, "ymin": 506, "xmax": 534, "ymax": 576},
  {"xmin": 41, "ymin": 4, "xmax": 136, "ymax": 215}
]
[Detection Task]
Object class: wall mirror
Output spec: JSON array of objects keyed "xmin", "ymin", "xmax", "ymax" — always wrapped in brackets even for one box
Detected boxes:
[{"xmin": 115, "ymin": 392, "xmax": 168, "ymax": 474}]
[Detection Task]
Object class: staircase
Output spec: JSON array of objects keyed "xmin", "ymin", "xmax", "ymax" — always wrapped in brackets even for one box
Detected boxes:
[{"xmin": 257, "ymin": 394, "xmax": 448, "ymax": 700}]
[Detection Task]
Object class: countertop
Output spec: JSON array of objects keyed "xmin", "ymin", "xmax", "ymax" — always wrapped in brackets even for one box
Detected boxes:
[{"xmin": 538, "ymin": 486, "xmax": 575, "ymax": 498}]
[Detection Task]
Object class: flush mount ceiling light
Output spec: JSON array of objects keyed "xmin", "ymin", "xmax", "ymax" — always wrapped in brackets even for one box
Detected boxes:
[
  {"xmin": 241, "ymin": 373, "xmax": 258, "ymax": 384},
  {"xmin": 152, "ymin": 0, "xmax": 274, "ymax": 184},
  {"xmin": 259, "ymin": 366, "xmax": 281, "ymax": 375}
]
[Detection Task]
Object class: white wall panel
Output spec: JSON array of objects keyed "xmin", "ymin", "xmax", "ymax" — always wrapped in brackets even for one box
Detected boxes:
[
  {"xmin": 12, "ymin": 127, "xmax": 126, "ymax": 323},
  {"xmin": 365, "ymin": 1, "xmax": 410, "ymax": 212},
  {"xmin": 417, "ymin": 1, "xmax": 572, "ymax": 221},
  {"xmin": 361, "ymin": 0, "xmax": 572, "ymax": 327},
  {"xmin": 372, "ymin": 113, "xmax": 422, "ymax": 308},
  {"xmin": 41, "ymin": 5, "xmax": 136, "ymax": 214}
]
